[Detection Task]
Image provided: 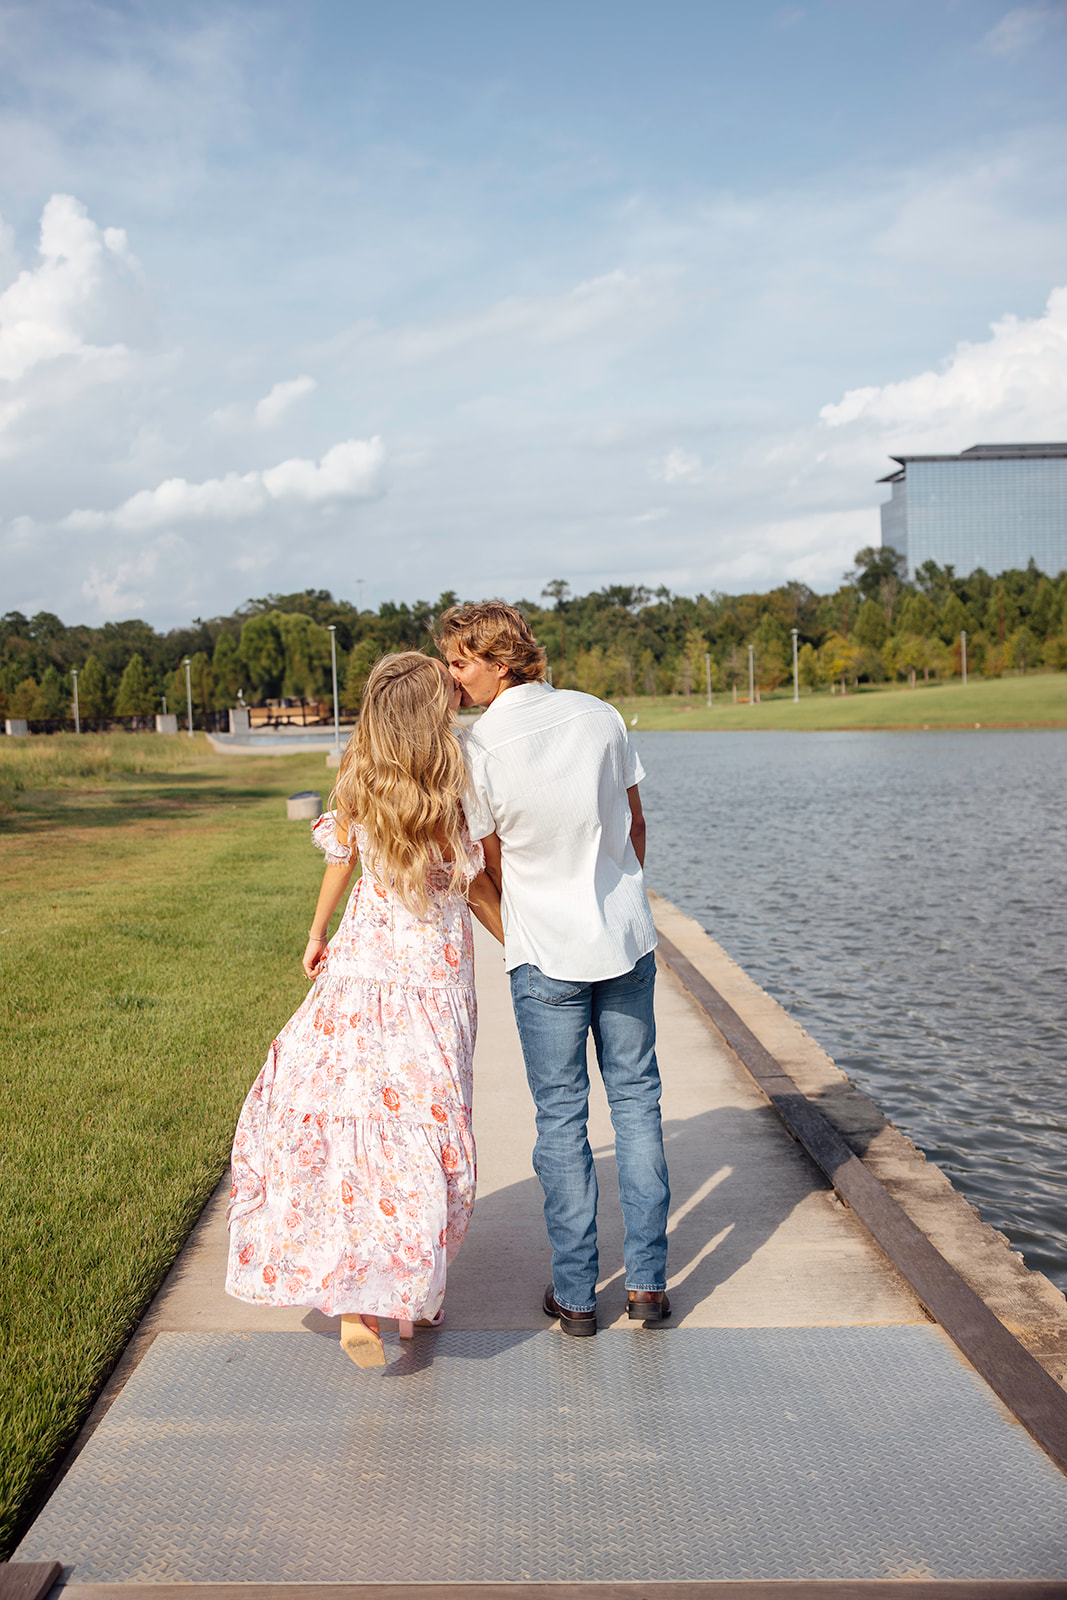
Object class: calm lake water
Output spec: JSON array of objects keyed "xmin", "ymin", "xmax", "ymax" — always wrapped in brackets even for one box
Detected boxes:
[{"xmin": 637, "ymin": 729, "xmax": 1067, "ymax": 1294}]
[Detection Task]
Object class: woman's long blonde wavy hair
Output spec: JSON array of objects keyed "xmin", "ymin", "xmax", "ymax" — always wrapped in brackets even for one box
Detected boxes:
[{"xmin": 331, "ymin": 651, "xmax": 468, "ymax": 917}]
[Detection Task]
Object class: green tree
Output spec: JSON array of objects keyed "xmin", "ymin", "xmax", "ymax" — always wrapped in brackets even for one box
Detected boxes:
[
  {"xmin": 985, "ymin": 586, "xmax": 1019, "ymax": 645},
  {"xmin": 853, "ymin": 598, "xmax": 888, "ymax": 650},
  {"xmin": 797, "ymin": 641, "xmax": 820, "ymax": 689},
  {"xmin": 341, "ymin": 638, "xmax": 381, "ymax": 712},
  {"xmin": 277, "ymin": 612, "xmax": 332, "ymax": 699},
  {"xmin": 821, "ymin": 633, "xmax": 862, "ymax": 692},
  {"xmin": 31, "ymin": 664, "xmax": 70, "ymax": 719},
  {"xmin": 163, "ymin": 664, "xmax": 187, "ymax": 718},
  {"xmin": 677, "ymin": 628, "xmax": 711, "ymax": 697},
  {"xmin": 847, "ymin": 546, "xmax": 908, "ymax": 602},
  {"xmin": 9, "ymin": 677, "xmax": 39, "ymax": 717},
  {"xmin": 883, "ymin": 633, "xmax": 936, "ymax": 688},
  {"xmin": 542, "ymin": 579, "xmax": 570, "ymax": 678},
  {"xmin": 914, "ymin": 560, "xmax": 960, "ymax": 607},
  {"xmin": 188, "ymin": 650, "xmax": 213, "ymax": 713},
  {"xmin": 898, "ymin": 593, "xmax": 937, "ymax": 636},
  {"xmin": 751, "ymin": 614, "xmax": 788, "ymax": 691},
  {"xmin": 77, "ymin": 654, "xmax": 113, "ymax": 719},
  {"xmin": 572, "ymin": 645, "xmax": 627, "ymax": 700},
  {"xmin": 239, "ymin": 612, "xmax": 286, "ymax": 700},
  {"xmin": 939, "ymin": 593, "xmax": 968, "ymax": 645},
  {"xmin": 1005, "ymin": 626, "xmax": 1039, "ymax": 674},
  {"xmin": 114, "ymin": 653, "xmax": 156, "ymax": 716},
  {"xmin": 211, "ymin": 632, "xmax": 242, "ymax": 708},
  {"xmin": 847, "ymin": 546, "xmax": 907, "ymax": 628},
  {"xmin": 1044, "ymin": 620, "xmax": 1067, "ymax": 672}
]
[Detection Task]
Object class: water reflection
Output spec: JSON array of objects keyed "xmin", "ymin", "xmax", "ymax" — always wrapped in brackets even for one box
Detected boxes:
[{"xmin": 638, "ymin": 728, "xmax": 1067, "ymax": 1292}]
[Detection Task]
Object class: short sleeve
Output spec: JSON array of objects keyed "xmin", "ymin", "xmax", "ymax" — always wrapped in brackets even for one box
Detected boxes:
[
  {"xmin": 612, "ymin": 709, "xmax": 645, "ymax": 788},
  {"xmin": 461, "ymin": 745, "xmax": 497, "ymax": 841},
  {"xmin": 624, "ymin": 738, "xmax": 645, "ymax": 787},
  {"xmin": 460, "ymin": 825, "xmax": 486, "ymax": 884},
  {"xmin": 311, "ymin": 809, "xmax": 354, "ymax": 865}
]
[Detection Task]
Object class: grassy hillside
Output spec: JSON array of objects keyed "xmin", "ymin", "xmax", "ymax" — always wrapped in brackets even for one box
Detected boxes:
[{"xmin": 613, "ymin": 672, "xmax": 1067, "ymax": 731}]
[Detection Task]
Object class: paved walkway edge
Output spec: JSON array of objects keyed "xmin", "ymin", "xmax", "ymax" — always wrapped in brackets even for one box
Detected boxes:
[
  {"xmin": 42, "ymin": 1578, "xmax": 1067, "ymax": 1598},
  {"xmin": 650, "ymin": 891, "xmax": 1067, "ymax": 1474}
]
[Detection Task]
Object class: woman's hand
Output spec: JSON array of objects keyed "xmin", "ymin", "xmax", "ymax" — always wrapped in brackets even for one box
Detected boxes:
[{"xmin": 303, "ymin": 937, "xmax": 329, "ymax": 981}]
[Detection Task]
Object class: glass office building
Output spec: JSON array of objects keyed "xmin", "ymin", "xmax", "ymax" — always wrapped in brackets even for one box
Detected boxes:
[{"xmin": 878, "ymin": 443, "xmax": 1067, "ymax": 579}]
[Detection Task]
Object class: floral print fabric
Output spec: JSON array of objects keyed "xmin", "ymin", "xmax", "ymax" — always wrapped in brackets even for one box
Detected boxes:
[{"xmin": 226, "ymin": 812, "xmax": 483, "ymax": 1320}]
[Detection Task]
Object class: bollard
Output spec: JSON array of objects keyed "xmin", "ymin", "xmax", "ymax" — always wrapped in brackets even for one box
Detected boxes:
[{"xmin": 286, "ymin": 790, "xmax": 322, "ymax": 821}]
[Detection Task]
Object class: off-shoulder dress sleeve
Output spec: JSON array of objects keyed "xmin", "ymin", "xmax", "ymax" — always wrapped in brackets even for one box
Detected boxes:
[{"xmin": 311, "ymin": 809, "xmax": 355, "ymax": 865}]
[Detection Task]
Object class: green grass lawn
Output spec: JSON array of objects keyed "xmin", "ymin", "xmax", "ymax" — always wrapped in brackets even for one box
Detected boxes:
[
  {"xmin": 0, "ymin": 735, "xmax": 344, "ymax": 1555},
  {"xmin": 613, "ymin": 670, "xmax": 1067, "ymax": 731}
]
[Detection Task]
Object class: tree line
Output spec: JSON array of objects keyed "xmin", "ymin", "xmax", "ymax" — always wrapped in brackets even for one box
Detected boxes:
[{"xmin": 3, "ymin": 549, "xmax": 1066, "ymax": 725}]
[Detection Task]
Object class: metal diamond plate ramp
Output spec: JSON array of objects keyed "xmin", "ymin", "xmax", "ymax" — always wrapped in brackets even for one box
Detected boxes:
[{"xmin": 17, "ymin": 1327, "xmax": 1067, "ymax": 1583}]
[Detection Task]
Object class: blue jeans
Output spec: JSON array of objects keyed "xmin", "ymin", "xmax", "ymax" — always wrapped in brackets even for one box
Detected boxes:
[{"xmin": 509, "ymin": 950, "xmax": 670, "ymax": 1313}]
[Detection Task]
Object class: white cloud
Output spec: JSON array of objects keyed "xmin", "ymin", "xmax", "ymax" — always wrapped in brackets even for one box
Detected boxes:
[
  {"xmin": 872, "ymin": 134, "xmax": 1067, "ymax": 276},
  {"xmin": 253, "ymin": 374, "xmax": 316, "ymax": 427},
  {"xmin": 324, "ymin": 269, "xmax": 676, "ymax": 371},
  {"xmin": 654, "ymin": 446, "xmax": 704, "ymax": 484},
  {"xmin": 0, "ymin": 194, "xmax": 141, "ymax": 383},
  {"xmin": 0, "ymin": 194, "xmax": 154, "ymax": 463},
  {"xmin": 62, "ymin": 435, "xmax": 386, "ymax": 533},
  {"xmin": 81, "ymin": 534, "xmax": 187, "ymax": 616},
  {"xmin": 210, "ymin": 374, "xmax": 318, "ymax": 431},
  {"xmin": 819, "ymin": 283, "xmax": 1067, "ymax": 441},
  {"xmin": 981, "ymin": 6, "xmax": 1057, "ymax": 56}
]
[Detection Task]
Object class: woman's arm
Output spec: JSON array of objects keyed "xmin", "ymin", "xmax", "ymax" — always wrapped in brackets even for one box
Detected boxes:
[
  {"xmin": 466, "ymin": 868, "xmax": 504, "ymax": 946},
  {"xmin": 303, "ymin": 820, "xmax": 358, "ymax": 978}
]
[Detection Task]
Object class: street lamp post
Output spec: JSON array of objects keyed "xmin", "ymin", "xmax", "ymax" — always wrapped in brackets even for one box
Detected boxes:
[
  {"xmin": 747, "ymin": 644, "xmax": 755, "ymax": 706},
  {"xmin": 71, "ymin": 669, "xmax": 80, "ymax": 735},
  {"xmin": 327, "ymin": 624, "xmax": 341, "ymax": 756},
  {"xmin": 705, "ymin": 651, "xmax": 713, "ymax": 708},
  {"xmin": 791, "ymin": 629, "xmax": 799, "ymax": 703},
  {"xmin": 183, "ymin": 656, "xmax": 194, "ymax": 738},
  {"xmin": 961, "ymin": 630, "xmax": 967, "ymax": 687}
]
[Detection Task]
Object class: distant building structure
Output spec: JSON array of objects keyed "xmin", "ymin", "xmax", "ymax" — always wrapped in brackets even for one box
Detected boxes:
[{"xmin": 878, "ymin": 443, "xmax": 1067, "ymax": 579}]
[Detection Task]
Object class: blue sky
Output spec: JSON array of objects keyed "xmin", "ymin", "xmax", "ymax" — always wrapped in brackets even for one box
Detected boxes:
[{"xmin": 2, "ymin": 0, "xmax": 1066, "ymax": 626}]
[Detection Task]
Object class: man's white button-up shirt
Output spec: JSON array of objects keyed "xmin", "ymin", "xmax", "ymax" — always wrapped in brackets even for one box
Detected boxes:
[{"xmin": 461, "ymin": 681, "xmax": 656, "ymax": 982}]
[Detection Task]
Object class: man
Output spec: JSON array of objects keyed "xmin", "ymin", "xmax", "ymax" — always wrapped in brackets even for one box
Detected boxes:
[{"xmin": 437, "ymin": 601, "xmax": 670, "ymax": 1336}]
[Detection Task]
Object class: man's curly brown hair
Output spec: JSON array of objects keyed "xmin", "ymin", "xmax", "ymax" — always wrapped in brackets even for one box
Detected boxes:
[{"xmin": 435, "ymin": 602, "xmax": 547, "ymax": 684}]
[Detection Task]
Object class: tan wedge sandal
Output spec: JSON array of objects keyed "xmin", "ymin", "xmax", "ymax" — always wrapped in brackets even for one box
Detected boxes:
[
  {"xmin": 398, "ymin": 1309, "xmax": 445, "ymax": 1340},
  {"xmin": 340, "ymin": 1313, "xmax": 386, "ymax": 1368}
]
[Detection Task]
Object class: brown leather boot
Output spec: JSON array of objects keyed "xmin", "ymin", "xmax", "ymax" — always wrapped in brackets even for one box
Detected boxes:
[{"xmin": 626, "ymin": 1290, "xmax": 671, "ymax": 1321}]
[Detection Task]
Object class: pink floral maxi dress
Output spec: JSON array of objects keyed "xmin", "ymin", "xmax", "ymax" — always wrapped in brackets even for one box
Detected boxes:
[{"xmin": 226, "ymin": 812, "xmax": 481, "ymax": 1321}]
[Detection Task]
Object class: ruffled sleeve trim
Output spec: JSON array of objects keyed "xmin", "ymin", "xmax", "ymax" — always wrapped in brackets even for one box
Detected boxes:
[{"xmin": 311, "ymin": 809, "xmax": 354, "ymax": 865}]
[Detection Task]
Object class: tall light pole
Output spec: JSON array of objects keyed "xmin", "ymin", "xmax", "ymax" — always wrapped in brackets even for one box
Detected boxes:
[
  {"xmin": 704, "ymin": 652, "xmax": 713, "ymax": 708},
  {"xmin": 747, "ymin": 644, "xmax": 755, "ymax": 706},
  {"xmin": 71, "ymin": 668, "xmax": 80, "ymax": 735},
  {"xmin": 791, "ymin": 628, "xmax": 799, "ymax": 703},
  {"xmin": 960, "ymin": 629, "xmax": 967, "ymax": 687},
  {"xmin": 327, "ymin": 624, "xmax": 341, "ymax": 755},
  {"xmin": 183, "ymin": 656, "xmax": 194, "ymax": 738}
]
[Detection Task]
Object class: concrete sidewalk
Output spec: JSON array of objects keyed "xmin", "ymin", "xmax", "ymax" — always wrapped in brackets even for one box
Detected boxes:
[{"xmin": 13, "ymin": 901, "xmax": 1067, "ymax": 1590}]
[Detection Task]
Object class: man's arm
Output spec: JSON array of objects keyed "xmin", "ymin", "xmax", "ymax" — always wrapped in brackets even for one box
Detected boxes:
[
  {"xmin": 627, "ymin": 784, "xmax": 646, "ymax": 867},
  {"xmin": 479, "ymin": 830, "xmax": 503, "ymax": 894}
]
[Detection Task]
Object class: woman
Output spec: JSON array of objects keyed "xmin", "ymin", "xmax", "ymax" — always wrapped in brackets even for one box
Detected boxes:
[{"xmin": 226, "ymin": 652, "xmax": 503, "ymax": 1368}]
